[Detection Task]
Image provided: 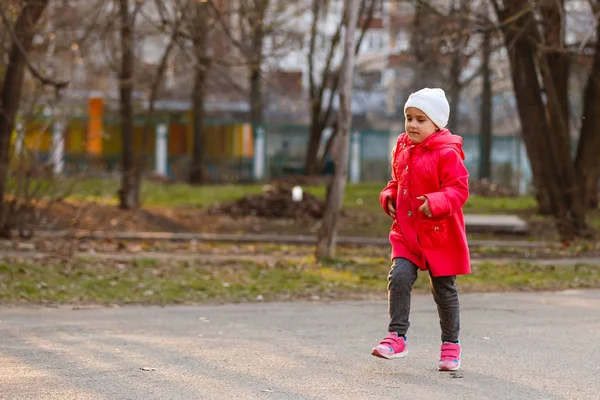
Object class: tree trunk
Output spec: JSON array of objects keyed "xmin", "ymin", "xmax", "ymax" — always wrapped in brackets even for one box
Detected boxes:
[
  {"xmin": 190, "ymin": 61, "xmax": 208, "ymax": 184},
  {"xmin": 252, "ymin": 1, "xmax": 268, "ymax": 126},
  {"xmin": 495, "ymin": 0, "xmax": 588, "ymax": 240},
  {"xmin": 539, "ymin": 0, "xmax": 570, "ymax": 136},
  {"xmin": 315, "ymin": 0, "xmax": 360, "ymax": 260},
  {"xmin": 247, "ymin": 0, "xmax": 268, "ymax": 180},
  {"xmin": 536, "ymin": 188, "xmax": 553, "ymax": 215},
  {"xmin": 305, "ymin": 104, "xmax": 325, "ymax": 176},
  {"xmin": 249, "ymin": 64, "xmax": 263, "ymax": 130},
  {"xmin": 188, "ymin": 2, "xmax": 209, "ymax": 184},
  {"xmin": 478, "ymin": 30, "xmax": 492, "ymax": 180},
  {"xmin": 535, "ymin": 1, "xmax": 586, "ymax": 236},
  {"xmin": 575, "ymin": 11, "xmax": 600, "ymax": 211},
  {"xmin": 118, "ymin": 0, "xmax": 138, "ymax": 210},
  {"xmin": 585, "ymin": 172, "xmax": 600, "ymax": 209},
  {"xmin": 318, "ymin": 119, "xmax": 338, "ymax": 171},
  {"xmin": 0, "ymin": 0, "xmax": 49, "ymax": 235},
  {"xmin": 447, "ymin": 51, "xmax": 462, "ymax": 132},
  {"xmin": 496, "ymin": 8, "xmax": 551, "ymax": 210},
  {"xmin": 529, "ymin": 0, "xmax": 572, "ymax": 216},
  {"xmin": 410, "ymin": 0, "xmax": 428, "ymax": 92}
]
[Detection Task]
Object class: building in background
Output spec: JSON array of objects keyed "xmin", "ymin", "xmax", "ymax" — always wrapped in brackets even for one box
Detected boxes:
[{"xmin": 16, "ymin": 0, "xmax": 598, "ymax": 191}]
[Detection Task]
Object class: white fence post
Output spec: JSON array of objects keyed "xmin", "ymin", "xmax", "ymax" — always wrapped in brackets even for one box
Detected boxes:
[
  {"xmin": 253, "ymin": 125, "xmax": 266, "ymax": 180},
  {"xmin": 52, "ymin": 120, "xmax": 65, "ymax": 174},
  {"xmin": 155, "ymin": 123, "xmax": 168, "ymax": 177}
]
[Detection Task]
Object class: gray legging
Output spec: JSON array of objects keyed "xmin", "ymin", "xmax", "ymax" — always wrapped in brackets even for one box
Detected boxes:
[{"xmin": 387, "ymin": 257, "xmax": 460, "ymax": 343}]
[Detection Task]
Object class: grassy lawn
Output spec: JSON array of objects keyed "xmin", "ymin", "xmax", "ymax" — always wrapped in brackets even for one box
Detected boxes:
[
  {"xmin": 64, "ymin": 178, "xmax": 266, "ymax": 208},
  {"xmin": 1, "ymin": 257, "xmax": 599, "ymax": 305},
  {"xmin": 4, "ymin": 178, "xmax": 597, "ymax": 306},
  {"xmin": 63, "ymin": 178, "xmax": 539, "ymax": 213}
]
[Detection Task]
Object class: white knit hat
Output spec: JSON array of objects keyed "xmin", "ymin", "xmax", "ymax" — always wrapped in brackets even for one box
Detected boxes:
[{"xmin": 404, "ymin": 88, "xmax": 450, "ymax": 129}]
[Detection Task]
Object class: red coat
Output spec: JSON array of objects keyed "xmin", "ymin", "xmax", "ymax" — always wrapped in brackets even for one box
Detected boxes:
[{"xmin": 380, "ymin": 129, "xmax": 471, "ymax": 277}]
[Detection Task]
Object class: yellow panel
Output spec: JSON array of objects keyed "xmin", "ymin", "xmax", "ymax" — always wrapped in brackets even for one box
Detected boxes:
[
  {"xmin": 242, "ymin": 123, "xmax": 254, "ymax": 157},
  {"xmin": 224, "ymin": 125, "xmax": 232, "ymax": 156},
  {"xmin": 23, "ymin": 121, "xmax": 52, "ymax": 152},
  {"xmin": 102, "ymin": 123, "xmax": 121, "ymax": 155},
  {"xmin": 67, "ymin": 120, "xmax": 87, "ymax": 153}
]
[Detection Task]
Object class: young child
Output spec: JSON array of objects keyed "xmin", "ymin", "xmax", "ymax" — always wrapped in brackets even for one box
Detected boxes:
[{"xmin": 371, "ymin": 88, "xmax": 470, "ymax": 371}]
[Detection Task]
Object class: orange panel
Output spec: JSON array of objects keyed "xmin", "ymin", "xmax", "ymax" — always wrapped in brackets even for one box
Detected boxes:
[
  {"xmin": 169, "ymin": 123, "xmax": 187, "ymax": 155},
  {"xmin": 86, "ymin": 97, "xmax": 103, "ymax": 154}
]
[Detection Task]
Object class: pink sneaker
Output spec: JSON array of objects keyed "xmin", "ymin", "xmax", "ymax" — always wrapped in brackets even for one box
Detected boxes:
[
  {"xmin": 371, "ymin": 332, "xmax": 408, "ymax": 359},
  {"xmin": 438, "ymin": 342, "xmax": 461, "ymax": 371}
]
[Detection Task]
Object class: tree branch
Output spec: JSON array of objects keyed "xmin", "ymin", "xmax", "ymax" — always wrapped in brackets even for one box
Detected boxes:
[
  {"xmin": 321, "ymin": 0, "xmax": 376, "ymax": 129},
  {"xmin": 315, "ymin": 5, "xmax": 344, "ymax": 113},
  {"xmin": 0, "ymin": 6, "xmax": 69, "ymax": 92},
  {"xmin": 308, "ymin": 0, "xmax": 320, "ymax": 100},
  {"xmin": 207, "ymin": 0, "xmax": 250, "ymax": 56}
]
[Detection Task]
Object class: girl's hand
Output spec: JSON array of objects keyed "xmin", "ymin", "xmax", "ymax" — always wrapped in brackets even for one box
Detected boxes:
[
  {"xmin": 417, "ymin": 196, "xmax": 432, "ymax": 218},
  {"xmin": 387, "ymin": 197, "xmax": 396, "ymax": 218}
]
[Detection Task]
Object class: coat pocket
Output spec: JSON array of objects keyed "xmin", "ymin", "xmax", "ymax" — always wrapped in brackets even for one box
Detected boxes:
[{"xmin": 418, "ymin": 219, "xmax": 450, "ymax": 248}]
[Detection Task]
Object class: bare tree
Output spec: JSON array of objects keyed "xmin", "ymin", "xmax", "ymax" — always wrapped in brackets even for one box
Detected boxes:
[
  {"xmin": 117, "ymin": 0, "xmax": 138, "ymax": 209},
  {"xmin": 409, "ymin": 0, "xmax": 448, "ymax": 94},
  {"xmin": 187, "ymin": 0, "xmax": 214, "ymax": 184},
  {"xmin": 478, "ymin": 28, "xmax": 492, "ymax": 180},
  {"xmin": 245, "ymin": 0, "xmax": 270, "ymax": 131},
  {"xmin": 0, "ymin": 0, "xmax": 53, "ymax": 235},
  {"xmin": 138, "ymin": 1, "xmax": 187, "ymax": 179},
  {"xmin": 443, "ymin": 0, "xmax": 477, "ymax": 132},
  {"xmin": 491, "ymin": 0, "xmax": 599, "ymax": 240},
  {"xmin": 210, "ymin": 0, "xmax": 271, "ymax": 132},
  {"xmin": 316, "ymin": 0, "xmax": 361, "ymax": 260},
  {"xmin": 117, "ymin": 0, "xmax": 185, "ymax": 208},
  {"xmin": 304, "ymin": 0, "xmax": 377, "ymax": 176},
  {"xmin": 201, "ymin": 0, "xmax": 306, "ymax": 182},
  {"xmin": 575, "ymin": 0, "xmax": 600, "ymax": 209}
]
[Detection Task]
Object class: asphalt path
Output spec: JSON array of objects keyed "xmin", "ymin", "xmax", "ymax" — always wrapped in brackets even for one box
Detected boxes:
[{"xmin": 1, "ymin": 290, "xmax": 599, "ymax": 399}]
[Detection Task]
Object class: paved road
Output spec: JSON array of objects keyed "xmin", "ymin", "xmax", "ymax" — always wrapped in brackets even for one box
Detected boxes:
[{"xmin": 1, "ymin": 290, "xmax": 599, "ymax": 399}]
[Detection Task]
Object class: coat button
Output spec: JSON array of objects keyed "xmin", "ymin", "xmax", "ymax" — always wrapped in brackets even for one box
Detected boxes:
[
  {"xmin": 405, "ymin": 165, "xmax": 409, "ymax": 171},
  {"xmin": 407, "ymin": 211, "xmax": 412, "ymax": 217},
  {"xmin": 434, "ymin": 226, "xmax": 440, "ymax": 232},
  {"xmin": 403, "ymin": 189, "xmax": 407, "ymax": 195}
]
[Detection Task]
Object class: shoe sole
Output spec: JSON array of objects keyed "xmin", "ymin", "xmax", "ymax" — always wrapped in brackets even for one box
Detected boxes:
[
  {"xmin": 438, "ymin": 361, "xmax": 461, "ymax": 371},
  {"xmin": 371, "ymin": 348, "xmax": 408, "ymax": 359}
]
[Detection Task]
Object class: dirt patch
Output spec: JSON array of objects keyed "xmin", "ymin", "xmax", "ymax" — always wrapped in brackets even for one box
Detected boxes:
[{"xmin": 207, "ymin": 184, "xmax": 330, "ymax": 220}]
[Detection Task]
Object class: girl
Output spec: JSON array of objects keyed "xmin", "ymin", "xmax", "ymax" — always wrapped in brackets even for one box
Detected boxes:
[{"xmin": 371, "ymin": 88, "xmax": 470, "ymax": 371}]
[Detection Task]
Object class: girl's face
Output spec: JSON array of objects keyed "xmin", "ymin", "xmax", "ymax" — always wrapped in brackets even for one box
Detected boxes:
[{"xmin": 405, "ymin": 107, "xmax": 439, "ymax": 144}]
